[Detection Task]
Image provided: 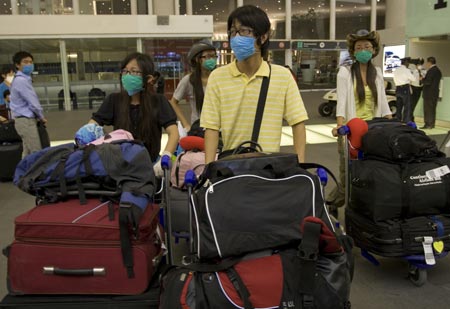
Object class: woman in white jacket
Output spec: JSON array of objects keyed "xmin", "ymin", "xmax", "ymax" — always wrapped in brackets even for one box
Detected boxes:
[{"xmin": 328, "ymin": 29, "xmax": 392, "ymax": 210}]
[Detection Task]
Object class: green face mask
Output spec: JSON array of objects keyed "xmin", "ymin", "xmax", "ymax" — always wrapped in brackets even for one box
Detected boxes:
[
  {"xmin": 355, "ymin": 50, "xmax": 373, "ymax": 64},
  {"xmin": 202, "ymin": 58, "xmax": 216, "ymax": 71},
  {"xmin": 121, "ymin": 74, "xmax": 143, "ymax": 96}
]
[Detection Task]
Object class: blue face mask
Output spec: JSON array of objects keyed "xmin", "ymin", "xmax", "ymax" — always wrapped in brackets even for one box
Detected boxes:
[
  {"xmin": 121, "ymin": 74, "xmax": 144, "ymax": 96},
  {"xmin": 22, "ymin": 64, "xmax": 34, "ymax": 76},
  {"xmin": 230, "ymin": 36, "xmax": 256, "ymax": 61}
]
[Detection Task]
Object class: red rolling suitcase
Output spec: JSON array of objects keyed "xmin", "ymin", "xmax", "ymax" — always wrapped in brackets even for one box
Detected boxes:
[{"xmin": 5, "ymin": 198, "xmax": 163, "ymax": 295}]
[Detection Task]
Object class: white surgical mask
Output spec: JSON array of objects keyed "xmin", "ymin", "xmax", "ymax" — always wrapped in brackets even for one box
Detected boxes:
[{"xmin": 5, "ymin": 75, "xmax": 14, "ymax": 84}]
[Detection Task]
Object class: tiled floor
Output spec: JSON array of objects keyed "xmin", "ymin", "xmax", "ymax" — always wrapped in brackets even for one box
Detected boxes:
[{"xmin": 2, "ymin": 91, "xmax": 450, "ymax": 308}]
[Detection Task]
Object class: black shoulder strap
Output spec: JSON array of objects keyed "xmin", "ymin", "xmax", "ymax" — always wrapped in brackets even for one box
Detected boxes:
[{"xmin": 251, "ymin": 65, "xmax": 271, "ymax": 146}]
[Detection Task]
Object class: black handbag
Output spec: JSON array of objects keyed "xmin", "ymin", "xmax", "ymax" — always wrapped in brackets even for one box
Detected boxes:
[
  {"xmin": 0, "ymin": 120, "xmax": 21, "ymax": 143},
  {"xmin": 37, "ymin": 120, "xmax": 50, "ymax": 148}
]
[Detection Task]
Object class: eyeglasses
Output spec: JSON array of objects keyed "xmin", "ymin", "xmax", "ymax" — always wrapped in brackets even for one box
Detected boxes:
[
  {"xmin": 120, "ymin": 69, "xmax": 142, "ymax": 76},
  {"xmin": 200, "ymin": 54, "xmax": 218, "ymax": 60},
  {"xmin": 227, "ymin": 27, "xmax": 254, "ymax": 37},
  {"xmin": 354, "ymin": 45, "xmax": 373, "ymax": 52}
]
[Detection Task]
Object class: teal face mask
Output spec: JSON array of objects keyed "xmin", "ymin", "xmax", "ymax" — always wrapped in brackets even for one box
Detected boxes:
[
  {"xmin": 121, "ymin": 74, "xmax": 143, "ymax": 96},
  {"xmin": 22, "ymin": 64, "xmax": 34, "ymax": 76},
  {"xmin": 202, "ymin": 58, "xmax": 216, "ymax": 71},
  {"xmin": 355, "ymin": 50, "xmax": 373, "ymax": 64}
]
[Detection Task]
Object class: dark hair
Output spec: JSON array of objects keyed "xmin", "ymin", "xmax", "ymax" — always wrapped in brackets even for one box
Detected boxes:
[
  {"xmin": 12, "ymin": 51, "xmax": 33, "ymax": 66},
  {"xmin": 117, "ymin": 52, "xmax": 162, "ymax": 161},
  {"xmin": 1, "ymin": 64, "xmax": 14, "ymax": 75},
  {"xmin": 227, "ymin": 5, "xmax": 271, "ymax": 59},
  {"xmin": 188, "ymin": 49, "xmax": 212, "ymax": 114},
  {"xmin": 3, "ymin": 89, "xmax": 10, "ymax": 99},
  {"xmin": 427, "ymin": 56, "xmax": 436, "ymax": 65},
  {"xmin": 351, "ymin": 61, "xmax": 378, "ymax": 107}
]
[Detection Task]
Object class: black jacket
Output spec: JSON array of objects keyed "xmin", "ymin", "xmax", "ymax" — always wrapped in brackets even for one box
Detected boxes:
[{"xmin": 422, "ymin": 65, "xmax": 442, "ymax": 101}]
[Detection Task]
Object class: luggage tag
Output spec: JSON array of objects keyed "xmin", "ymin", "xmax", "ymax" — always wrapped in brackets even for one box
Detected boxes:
[
  {"xmin": 422, "ymin": 237, "xmax": 436, "ymax": 265},
  {"xmin": 433, "ymin": 241, "xmax": 444, "ymax": 254},
  {"xmin": 425, "ymin": 165, "xmax": 450, "ymax": 180}
]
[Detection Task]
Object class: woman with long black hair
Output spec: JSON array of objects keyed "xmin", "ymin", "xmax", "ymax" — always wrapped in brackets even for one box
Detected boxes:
[
  {"xmin": 328, "ymin": 30, "xmax": 392, "ymax": 209},
  {"xmin": 89, "ymin": 52, "xmax": 179, "ymax": 177}
]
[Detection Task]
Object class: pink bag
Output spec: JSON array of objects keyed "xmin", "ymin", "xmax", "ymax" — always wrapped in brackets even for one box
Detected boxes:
[
  {"xmin": 171, "ymin": 151, "xmax": 213, "ymax": 189},
  {"xmin": 171, "ymin": 151, "xmax": 204, "ymax": 189},
  {"xmin": 90, "ymin": 129, "xmax": 134, "ymax": 145}
]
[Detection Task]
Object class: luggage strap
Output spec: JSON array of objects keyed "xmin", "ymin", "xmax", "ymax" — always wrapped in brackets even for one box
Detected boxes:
[
  {"xmin": 298, "ymin": 221, "xmax": 322, "ymax": 309},
  {"xmin": 119, "ymin": 202, "xmax": 139, "ymax": 278}
]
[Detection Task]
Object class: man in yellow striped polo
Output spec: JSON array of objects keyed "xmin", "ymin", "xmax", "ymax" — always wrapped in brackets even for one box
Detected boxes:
[{"xmin": 200, "ymin": 5, "xmax": 309, "ymax": 163}]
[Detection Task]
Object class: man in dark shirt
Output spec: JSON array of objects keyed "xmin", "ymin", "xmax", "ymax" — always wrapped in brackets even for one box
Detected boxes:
[{"xmin": 420, "ymin": 56, "xmax": 442, "ymax": 129}]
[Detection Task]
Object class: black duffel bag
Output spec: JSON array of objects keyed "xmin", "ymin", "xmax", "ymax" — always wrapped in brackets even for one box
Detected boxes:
[
  {"xmin": 361, "ymin": 124, "xmax": 444, "ymax": 161},
  {"xmin": 192, "ymin": 151, "xmax": 334, "ymax": 259},
  {"xmin": 350, "ymin": 158, "xmax": 450, "ymax": 221}
]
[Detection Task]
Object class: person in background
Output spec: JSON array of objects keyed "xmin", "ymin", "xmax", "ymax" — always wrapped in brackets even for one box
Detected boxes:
[
  {"xmin": 88, "ymin": 52, "xmax": 179, "ymax": 177},
  {"xmin": 0, "ymin": 89, "xmax": 11, "ymax": 121},
  {"xmin": 408, "ymin": 58, "xmax": 424, "ymax": 122},
  {"xmin": 0, "ymin": 64, "xmax": 14, "ymax": 106},
  {"xmin": 153, "ymin": 71, "xmax": 165, "ymax": 94},
  {"xmin": 393, "ymin": 57, "xmax": 415, "ymax": 123},
  {"xmin": 200, "ymin": 5, "xmax": 308, "ymax": 164},
  {"xmin": 169, "ymin": 39, "xmax": 217, "ymax": 133},
  {"xmin": 328, "ymin": 30, "xmax": 392, "ymax": 210},
  {"xmin": 10, "ymin": 51, "xmax": 47, "ymax": 157},
  {"xmin": 420, "ymin": 56, "xmax": 442, "ymax": 129}
]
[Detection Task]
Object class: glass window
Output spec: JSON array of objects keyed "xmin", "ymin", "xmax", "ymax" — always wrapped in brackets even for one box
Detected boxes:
[
  {"xmin": 244, "ymin": 0, "xmax": 286, "ymax": 39},
  {"xmin": 137, "ymin": 0, "xmax": 148, "ymax": 14},
  {"xmin": 79, "ymin": 0, "xmax": 131, "ymax": 15},
  {"xmin": 376, "ymin": 0, "xmax": 386, "ymax": 30},
  {"xmin": 292, "ymin": 0, "xmax": 329, "ymax": 40},
  {"xmin": 336, "ymin": 0, "xmax": 371, "ymax": 39},
  {"xmin": 143, "ymin": 38, "xmax": 201, "ymax": 99},
  {"xmin": 17, "ymin": 0, "xmax": 74, "ymax": 15},
  {"xmin": 0, "ymin": 0, "xmax": 12, "ymax": 14},
  {"xmin": 193, "ymin": 0, "xmax": 234, "ymax": 38}
]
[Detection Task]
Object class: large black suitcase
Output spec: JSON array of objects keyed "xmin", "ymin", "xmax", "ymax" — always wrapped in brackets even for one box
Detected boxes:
[
  {"xmin": 349, "ymin": 158, "xmax": 450, "ymax": 221},
  {"xmin": 345, "ymin": 208, "xmax": 450, "ymax": 257},
  {"xmin": 0, "ymin": 142, "xmax": 22, "ymax": 180}
]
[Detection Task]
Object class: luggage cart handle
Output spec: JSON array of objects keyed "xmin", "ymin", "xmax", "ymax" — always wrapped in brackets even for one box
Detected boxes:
[
  {"xmin": 43, "ymin": 266, "xmax": 106, "ymax": 276},
  {"xmin": 161, "ymin": 154, "xmax": 171, "ymax": 170}
]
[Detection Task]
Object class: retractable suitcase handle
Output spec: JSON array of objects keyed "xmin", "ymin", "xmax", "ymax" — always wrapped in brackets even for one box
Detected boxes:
[{"xmin": 43, "ymin": 266, "xmax": 106, "ymax": 276}]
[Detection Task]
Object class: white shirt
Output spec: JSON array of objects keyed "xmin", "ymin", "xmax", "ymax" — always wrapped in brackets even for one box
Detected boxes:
[
  {"xmin": 393, "ymin": 65, "xmax": 415, "ymax": 87},
  {"xmin": 336, "ymin": 66, "xmax": 392, "ymax": 121}
]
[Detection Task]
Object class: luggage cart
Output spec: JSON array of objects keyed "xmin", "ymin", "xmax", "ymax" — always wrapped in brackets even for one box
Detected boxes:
[{"xmin": 340, "ymin": 119, "xmax": 449, "ymax": 286}]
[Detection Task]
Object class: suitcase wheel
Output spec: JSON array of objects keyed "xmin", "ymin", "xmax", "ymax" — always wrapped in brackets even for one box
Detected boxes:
[{"xmin": 408, "ymin": 263, "xmax": 427, "ymax": 287}]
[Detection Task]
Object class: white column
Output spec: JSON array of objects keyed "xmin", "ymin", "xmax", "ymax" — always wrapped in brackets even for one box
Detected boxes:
[
  {"xmin": 186, "ymin": 0, "xmax": 192, "ymax": 15},
  {"xmin": 72, "ymin": 0, "xmax": 79, "ymax": 14},
  {"xmin": 371, "ymin": 0, "xmax": 377, "ymax": 31},
  {"xmin": 385, "ymin": 0, "xmax": 406, "ymax": 28},
  {"xmin": 174, "ymin": 0, "xmax": 179, "ymax": 15},
  {"xmin": 148, "ymin": 0, "xmax": 153, "ymax": 15},
  {"xmin": 59, "ymin": 40, "xmax": 72, "ymax": 111},
  {"xmin": 11, "ymin": 0, "xmax": 18, "ymax": 14},
  {"xmin": 131, "ymin": 0, "xmax": 137, "ymax": 15},
  {"xmin": 285, "ymin": 0, "xmax": 292, "ymax": 67},
  {"xmin": 137, "ymin": 38, "xmax": 143, "ymax": 53},
  {"xmin": 237, "ymin": 0, "xmax": 243, "ymax": 7},
  {"xmin": 330, "ymin": 0, "xmax": 336, "ymax": 40}
]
